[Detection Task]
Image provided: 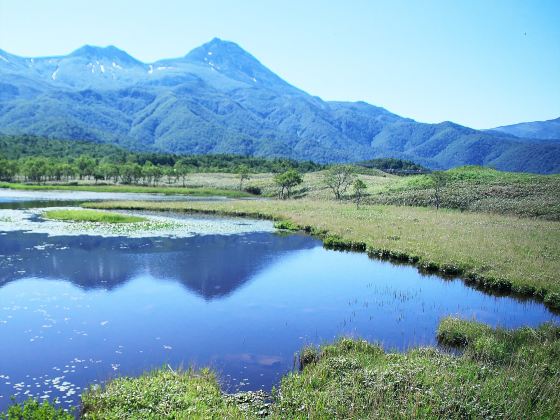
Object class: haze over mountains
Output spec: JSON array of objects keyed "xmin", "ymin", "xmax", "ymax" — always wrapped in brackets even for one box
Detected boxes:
[{"xmin": 0, "ymin": 38, "xmax": 559, "ymax": 173}]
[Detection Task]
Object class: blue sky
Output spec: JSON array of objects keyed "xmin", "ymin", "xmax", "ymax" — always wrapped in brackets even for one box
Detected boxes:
[{"xmin": 0, "ymin": 0, "xmax": 558, "ymax": 128}]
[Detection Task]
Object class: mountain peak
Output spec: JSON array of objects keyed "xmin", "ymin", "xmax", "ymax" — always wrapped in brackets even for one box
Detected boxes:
[
  {"xmin": 70, "ymin": 45, "xmax": 142, "ymax": 65},
  {"xmin": 185, "ymin": 38, "xmax": 254, "ymax": 62},
  {"xmin": 184, "ymin": 37, "xmax": 291, "ymax": 89}
]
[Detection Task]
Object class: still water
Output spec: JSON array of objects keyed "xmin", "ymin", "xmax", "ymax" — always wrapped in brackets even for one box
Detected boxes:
[{"xmin": 0, "ymin": 191, "xmax": 558, "ymax": 411}]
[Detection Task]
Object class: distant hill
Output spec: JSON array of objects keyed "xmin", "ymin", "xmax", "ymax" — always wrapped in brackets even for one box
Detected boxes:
[
  {"xmin": 1, "ymin": 38, "xmax": 559, "ymax": 174},
  {"xmin": 491, "ymin": 117, "xmax": 560, "ymax": 141}
]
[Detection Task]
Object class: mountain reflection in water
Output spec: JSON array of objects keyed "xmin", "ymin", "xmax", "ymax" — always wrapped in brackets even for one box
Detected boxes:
[{"xmin": 0, "ymin": 231, "xmax": 317, "ymax": 299}]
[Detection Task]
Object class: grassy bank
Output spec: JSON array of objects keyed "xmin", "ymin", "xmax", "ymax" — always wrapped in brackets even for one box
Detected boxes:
[
  {"xmin": 0, "ymin": 182, "xmax": 251, "ymax": 198},
  {"xmin": 170, "ymin": 167, "xmax": 560, "ymax": 220},
  {"xmin": 272, "ymin": 318, "xmax": 560, "ymax": 418},
  {"xmin": 81, "ymin": 368, "xmax": 250, "ymax": 419},
  {"xmin": 10, "ymin": 319, "xmax": 557, "ymax": 419},
  {"xmin": 43, "ymin": 209, "xmax": 146, "ymax": 223},
  {"xmin": 83, "ymin": 198, "xmax": 560, "ymax": 309}
]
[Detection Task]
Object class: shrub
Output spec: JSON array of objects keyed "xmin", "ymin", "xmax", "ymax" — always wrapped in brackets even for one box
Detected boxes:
[
  {"xmin": 244, "ymin": 185, "xmax": 262, "ymax": 195},
  {"xmin": 273, "ymin": 220, "xmax": 300, "ymax": 231},
  {"xmin": 299, "ymin": 346, "xmax": 320, "ymax": 370}
]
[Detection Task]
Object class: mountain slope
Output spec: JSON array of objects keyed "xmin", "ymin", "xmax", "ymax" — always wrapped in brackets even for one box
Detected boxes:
[
  {"xmin": 0, "ymin": 39, "xmax": 559, "ymax": 173},
  {"xmin": 491, "ymin": 117, "xmax": 560, "ymax": 141}
]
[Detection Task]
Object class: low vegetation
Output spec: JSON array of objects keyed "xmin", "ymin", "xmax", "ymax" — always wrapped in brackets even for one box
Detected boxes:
[
  {"xmin": 80, "ymin": 368, "xmax": 249, "ymax": 419},
  {"xmin": 274, "ymin": 318, "xmax": 560, "ymax": 418},
  {"xmin": 7, "ymin": 319, "xmax": 557, "ymax": 418},
  {"xmin": 83, "ymin": 199, "xmax": 560, "ymax": 309},
  {"xmin": 0, "ymin": 399, "xmax": 73, "ymax": 420},
  {"xmin": 369, "ymin": 166, "xmax": 560, "ymax": 220},
  {"xmin": 43, "ymin": 209, "xmax": 146, "ymax": 224}
]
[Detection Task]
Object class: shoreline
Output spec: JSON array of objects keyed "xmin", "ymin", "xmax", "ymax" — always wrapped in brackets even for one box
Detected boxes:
[{"xmin": 82, "ymin": 199, "xmax": 560, "ymax": 311}]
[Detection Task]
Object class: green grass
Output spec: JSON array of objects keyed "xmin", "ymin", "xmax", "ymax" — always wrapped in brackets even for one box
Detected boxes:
[
  {"xmin": 5, "ymin": 320, "xmax": 544, "ymax": 419},
  {"xmin": 273, "ymin": 319, "xmax": 560, "ymax": 419},
  {"xmin": 80, "ymin": 368, "xmax": 251, "ymax": 419},
  {"xmin": 220, "ymin": 166, "xmax": 559, "ymax": 220},
  {"xmin": 0, "ymin": 182, "xmax": 252, "ymax": 198},
  {"xmin": 0, "ymin": 399, "xmax": 73, "ymax": 419},
  {"xmin": 43, "ymin": 209, "xmax": 147, "ymax": 224},
  {"xmin": 82, "ymin": 198, "xmax": 560, "ymax": 309}
]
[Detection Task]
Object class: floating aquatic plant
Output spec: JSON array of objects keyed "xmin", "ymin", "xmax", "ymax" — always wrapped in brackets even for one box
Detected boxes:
[{"xmin": 0, "ymin": 207, "xmax": 274, "ymax": 238}]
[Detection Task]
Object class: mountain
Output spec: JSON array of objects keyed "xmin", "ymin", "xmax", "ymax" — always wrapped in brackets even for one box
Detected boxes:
[
  {"xmin": 491, "ymin": 117, "xmax": 560, "ymax": 141},
  {"xmin": 1, "ymin": 38, "xmax": 559, "ymax": 174}
]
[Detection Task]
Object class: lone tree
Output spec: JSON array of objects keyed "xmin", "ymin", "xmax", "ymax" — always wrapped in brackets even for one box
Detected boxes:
[
  {"xmin": 430, "ymin": 171, "xmax": 448, "ymax": 210},
  {"xmin": 352, "ymin": 178, "xmax": 367, "ymax": 208},
  {"xmin": 323, "ymin": 165, "xmax": 356, "ymax": 199},
  {"xmin": 274, "ymin": 169, "xmax": 303, "ymax": 199},
  {"xmin": 236, "ymin": 164, "xmax": 251, "ymax": 190}
]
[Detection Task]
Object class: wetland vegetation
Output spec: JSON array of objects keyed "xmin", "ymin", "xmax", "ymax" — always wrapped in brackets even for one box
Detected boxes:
[{"xmin": 43, "ymin": 209, "xmax": 147, "ymax": 224}]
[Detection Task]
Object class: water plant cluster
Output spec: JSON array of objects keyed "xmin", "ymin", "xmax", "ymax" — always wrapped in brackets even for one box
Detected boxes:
[
  {"xmin": 43, "ymin": 209, "xmax": 147, "ymax": 224},
  {"xmin": 0, "ymin": 207, "xmax": 274, "ymax": 239}
]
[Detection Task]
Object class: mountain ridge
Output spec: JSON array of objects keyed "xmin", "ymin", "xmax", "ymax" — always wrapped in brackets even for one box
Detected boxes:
[
  {"xmin": 0, "ymin": 39, "xmax": 559, "ymax": 174},
  {"xmin": 491, "ymin": 117, "xmax": 560, "ymax": 141}
]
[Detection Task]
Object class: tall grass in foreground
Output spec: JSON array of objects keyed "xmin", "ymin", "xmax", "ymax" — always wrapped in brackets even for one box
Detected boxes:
[
  {"xmin": 80, "ymin": 368, "xmax": 248, "ymax": 419},
  {"xmin": 273, "ymin": 318, "xmax": 560, "ymax": 418},
  {"xmin": 0, "ymin": 399, "xmax": 73, "ymax": 419}
]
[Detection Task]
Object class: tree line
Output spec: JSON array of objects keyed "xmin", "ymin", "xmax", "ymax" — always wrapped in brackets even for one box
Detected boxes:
[
  {"xmin": 0, "ymin": 155, "xmax": 312, "ymax": 187},
  {"xmin": 0, "ymin": 135, "xmax": 323, "ymax": 182}
]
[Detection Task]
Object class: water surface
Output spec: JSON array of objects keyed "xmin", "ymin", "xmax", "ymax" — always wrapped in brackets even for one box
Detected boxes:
[
  {"xmin": 0, "ymin": 188, "xmax": 230, "ymax": 210},
  {"xmin": 0, "ymin": 192, "xmax": 558, "ymax": 411}
]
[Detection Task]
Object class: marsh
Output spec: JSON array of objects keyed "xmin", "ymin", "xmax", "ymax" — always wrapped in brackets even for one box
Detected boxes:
[{"xmin": 0, "ymin": 191, "xmax": 558, "ymax": 411}]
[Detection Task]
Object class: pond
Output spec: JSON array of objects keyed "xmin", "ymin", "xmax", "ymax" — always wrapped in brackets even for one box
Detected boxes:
[{"xmin": 0, "ymin": 190, "xmax": 558, "ymax": 411}]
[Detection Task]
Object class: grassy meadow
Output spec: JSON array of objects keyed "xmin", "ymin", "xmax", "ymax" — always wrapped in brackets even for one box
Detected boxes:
[
  {"xmin": 271, "ymin": 318, "xmax": 560, "ymax": 419},
  {"xmin": 368, "ymin": 166, "xmax": 560, "ymax": 220},
  {"xmin": 185, "ymin": 166, "xmax": 560, "ymax": 220},
  {"xmin": 4, "ymin": 166, "xmax": 558, "ymax": 219}
]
